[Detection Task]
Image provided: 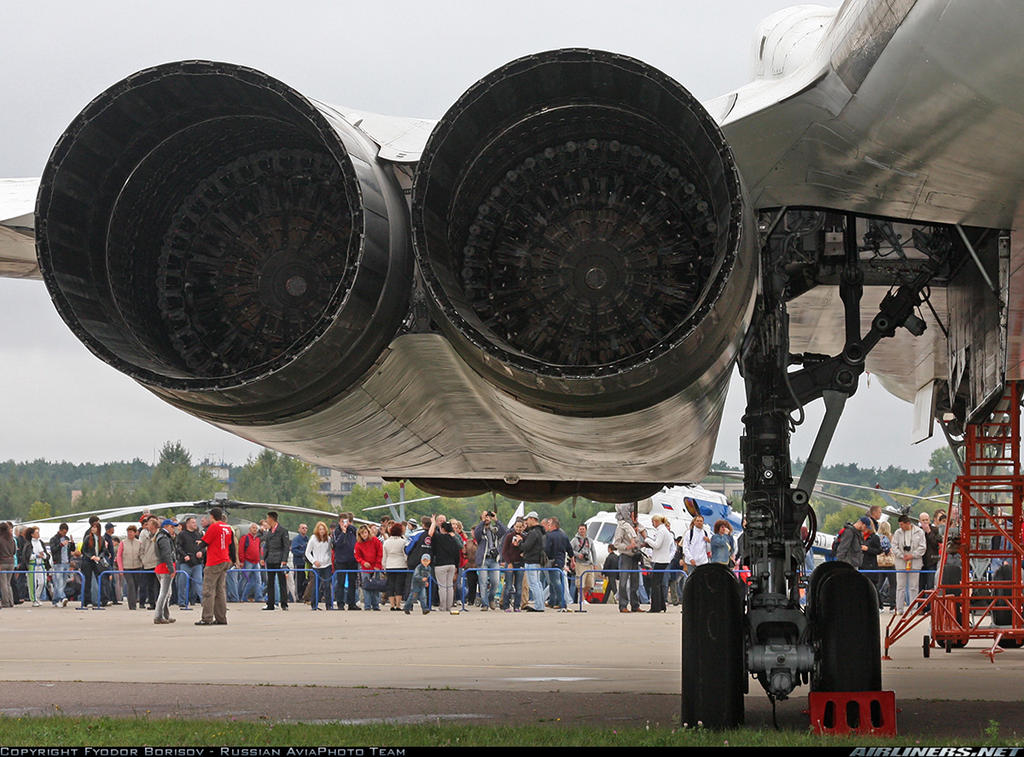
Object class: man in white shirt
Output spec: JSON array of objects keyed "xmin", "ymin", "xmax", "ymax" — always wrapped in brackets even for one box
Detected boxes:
[
  {"xmin": 681, "ymin": 515, "xmax": 711, "ymax": 576},
  {"xmin": 641, "ymin": 514, "xmax": 676, "ymax": 613},
  {"xmin": 891, "ymin": 514, "xmax": 927, "ymax": 613}
]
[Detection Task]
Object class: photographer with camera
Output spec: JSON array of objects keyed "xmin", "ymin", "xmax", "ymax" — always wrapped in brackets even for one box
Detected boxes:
[
  {"xmin": 472, "ymin": 510, "xmax": 507, "ymax": 611},
  {"xmin": 891, "ymin": 513, "xmax": 926, "ymax": 614}
]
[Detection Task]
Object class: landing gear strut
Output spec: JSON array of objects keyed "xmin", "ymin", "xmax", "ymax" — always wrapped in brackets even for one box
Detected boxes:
[{"xmin": 681, "ymin": 210, "xmax": 954, "ymax": 727}]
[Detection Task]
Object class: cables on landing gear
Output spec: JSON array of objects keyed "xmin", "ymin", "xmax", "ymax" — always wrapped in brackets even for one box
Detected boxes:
[{"xmin": 803, "ymin": 506, "xmax": 818, "ymax": 554}]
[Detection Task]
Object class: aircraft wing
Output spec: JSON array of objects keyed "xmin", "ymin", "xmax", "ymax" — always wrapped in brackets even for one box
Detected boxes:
[
  {"xmin": 318, "ymin": 103, "xmax": 435, "ymax": 163},
  {"xmin": 0, "ymin": 177, "xmax": 39, "ymax": 279},
  {"xmin": 712, "ymin": 0, "xmax": 1021, "ymax": 417}
]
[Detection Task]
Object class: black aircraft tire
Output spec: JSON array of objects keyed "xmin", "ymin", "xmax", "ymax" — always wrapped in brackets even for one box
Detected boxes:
[
  {"xmin": 807, "ymin": 560, "xmax": 857, "ymax": 618},
  {"xmin": 937, "ymin": 563, "xmax": 967, "ymax": 646},
  {"xmin": 811, "ymin": 564, "xmax": 882, "ymax": 692},
  {"xmin": 993, "ymin": 563, "xmax": 1013, "ymax": 627},
  {"xmin": 681, "ymin": 563, "xmax": 745, "ymax": 729}
]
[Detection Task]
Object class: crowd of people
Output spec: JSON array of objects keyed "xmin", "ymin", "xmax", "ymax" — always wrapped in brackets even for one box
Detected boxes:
[
  {"xmin": 0, "ymin": 503, "xmax": 743, "ymax": 620},
  {"xmin": 832, "ymin": 504, "xmax": 950, "ymax": 613},
  {"xmin": 4, "ymin": 500, "xmax": 975, "ymax": 622}
]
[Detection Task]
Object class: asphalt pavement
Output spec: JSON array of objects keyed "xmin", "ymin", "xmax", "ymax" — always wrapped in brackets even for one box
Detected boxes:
[{"xmin": 0, "ymin": 601, "xmax": 1021, "ymax": 738}]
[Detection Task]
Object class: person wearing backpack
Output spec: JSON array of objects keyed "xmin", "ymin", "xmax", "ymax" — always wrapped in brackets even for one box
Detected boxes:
[
  {"xmin": 613, "ymin": 503, "xmax": 644, "ymax": 613},
  {"xmin": 681, "ymin": 515, "xmax": 711, "ymax": 575},
  {"xmin": 835, "ymin": 516, "xmax": 871, "ymax": 568}
]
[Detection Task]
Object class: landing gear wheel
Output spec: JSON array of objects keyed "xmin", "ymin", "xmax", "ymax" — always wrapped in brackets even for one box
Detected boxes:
[
  {"xmin": 809, "ymin": 562, "xmax": 882, "ymax": 691},
  {"xmin": 682, "ymin": 563, "xmax": 745, "ymax": 729},
  {"xmin": 993, "ymin": 563, "xmax": 1013, "ymax": 627},
  {"xmin": 807, "ymin": 560, "xmax": 857, "ymax": 612}
]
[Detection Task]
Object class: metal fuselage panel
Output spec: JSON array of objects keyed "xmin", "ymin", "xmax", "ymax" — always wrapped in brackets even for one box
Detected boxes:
[
  {"xmin": 209, "ymin": 332, "xmax": 732, "ymax": 484},
  {"xmin": 724, "ymin": 0, "xmax": 1024, "ymax": 396},
  {"xmin": 787, "ymin": 284, "xmax": 949, "ymax": 403}
]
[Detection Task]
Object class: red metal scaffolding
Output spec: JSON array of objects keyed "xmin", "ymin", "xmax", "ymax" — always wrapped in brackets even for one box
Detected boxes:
[{"xmin": 884, "ymin": 383, "xmax": 1024, "ymax": 660}]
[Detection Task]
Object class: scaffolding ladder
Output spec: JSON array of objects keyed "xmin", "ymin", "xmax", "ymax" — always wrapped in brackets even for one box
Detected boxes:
[{"xmin": 884, "ymin": 383, "xmax": 1024, "ymax": 661}]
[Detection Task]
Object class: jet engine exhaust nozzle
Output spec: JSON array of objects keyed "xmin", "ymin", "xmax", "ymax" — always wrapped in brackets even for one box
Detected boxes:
[
  {"xmin": 35, "ymin": 61, "xmax": 411, "ymax": 423},
  {"xmin": 412, "ymin": 49, "xmax": 756, "ymax": 415}
]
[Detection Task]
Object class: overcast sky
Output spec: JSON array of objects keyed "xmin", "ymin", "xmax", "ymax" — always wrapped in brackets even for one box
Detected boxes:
[{"xmin": 0, "ymin": 0, "xmax": 946, "ymax": 470}]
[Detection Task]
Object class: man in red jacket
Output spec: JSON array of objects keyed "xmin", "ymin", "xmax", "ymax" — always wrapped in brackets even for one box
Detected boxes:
[
  {"xmin": 239, "ymin": 523, "xmax": 263, "ymax": 603},
  {"xmin": 196, "ymin": 506, "xmax": 234, "ymax": 626}
]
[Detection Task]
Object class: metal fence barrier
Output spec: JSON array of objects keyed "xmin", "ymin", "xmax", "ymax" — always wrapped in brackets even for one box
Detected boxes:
[
  {"xmin": 1, "ymin": 563, "xmax": 959, "ymax": 615},
  {"xmin": 0, "ymin": 567, "xmax": 88, "ymax": 609}
]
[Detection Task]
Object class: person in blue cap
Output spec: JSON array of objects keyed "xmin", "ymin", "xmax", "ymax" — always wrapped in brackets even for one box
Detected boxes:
[{"xmin": 152, "ymin": 518, "xmax": 179, "ymax": 625}]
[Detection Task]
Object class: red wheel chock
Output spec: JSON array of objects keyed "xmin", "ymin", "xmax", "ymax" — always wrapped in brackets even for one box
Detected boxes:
[{"xmin": 808, "ymin": 691, "xmax": 897, "ymax": 736}]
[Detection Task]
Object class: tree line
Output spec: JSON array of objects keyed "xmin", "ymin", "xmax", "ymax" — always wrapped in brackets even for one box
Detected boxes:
[
  {"xmin": 0, "ymin": 442, "xmax": 962, "ymax": 534},
  {"xmin": 0, "ymin": 442, "xmax": 324, "ymax": 523}
]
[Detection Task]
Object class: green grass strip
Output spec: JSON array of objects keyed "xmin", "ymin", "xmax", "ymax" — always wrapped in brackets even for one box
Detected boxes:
[{"xmin": 0, "ymin": 716, "xmax": 1022, "ymax": 747}]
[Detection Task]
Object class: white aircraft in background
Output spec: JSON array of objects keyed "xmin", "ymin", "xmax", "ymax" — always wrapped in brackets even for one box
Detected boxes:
[{"xmin": 584, "ymin": 484, "xmax": 740, "ymax": 568}]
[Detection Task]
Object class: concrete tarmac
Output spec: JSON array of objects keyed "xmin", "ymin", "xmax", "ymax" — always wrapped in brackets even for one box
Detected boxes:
[{"xmin": 0, "ymin": 601, "xmax": 1022, "ymax": 738}]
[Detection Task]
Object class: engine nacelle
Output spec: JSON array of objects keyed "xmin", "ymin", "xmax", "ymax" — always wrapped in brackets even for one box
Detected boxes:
[
  {"xmin": 36, "ymin": 61, "xmax": 412, "ymax": 424},
  {"xmin": 34, "ymin": 53, "xmax": 758, "ymax": 501},
  {"xmin": 412, "ymin": 49, "xmax": 757, "ymax": 416}
]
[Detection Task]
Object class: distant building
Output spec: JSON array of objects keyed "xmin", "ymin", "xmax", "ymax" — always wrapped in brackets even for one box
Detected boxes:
[
  {"xmin": 71, "ymin": 489, "xmax": 83, "ymax": 504},
  {"xmin": 316, "ymin": 467, "xmax": 384, "ymax": 509},
  {"xmin": 200, "ymin": 461, "xmax": 233, "ymax": 486}
]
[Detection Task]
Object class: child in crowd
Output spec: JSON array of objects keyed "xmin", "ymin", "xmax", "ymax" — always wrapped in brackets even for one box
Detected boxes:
[{"xmin": 404, "ymin": 553, "xmax": 432, "ymax": 615}]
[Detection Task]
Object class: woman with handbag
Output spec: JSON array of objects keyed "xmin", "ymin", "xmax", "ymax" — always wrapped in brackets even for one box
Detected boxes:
[
  {"xmin": 22, "ymin": 526, "xmax": 51, "ymax": 607},
  {"xmin": 354, "ymin": 525, "xmax": 383, "ymax": 611},
  {"xmin": 876, "ymin": 520, "xmax": 897, "ymax": 611},
  {"xmin": 81, "ymin": 520, "xmax": 106, "ymax": 608}
]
